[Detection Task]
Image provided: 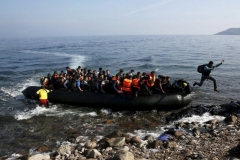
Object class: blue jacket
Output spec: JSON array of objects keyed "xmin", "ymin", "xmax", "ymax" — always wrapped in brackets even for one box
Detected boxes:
[{"xmin": 203, "ymin": 62, "xmax": 222, "ymax": 76}]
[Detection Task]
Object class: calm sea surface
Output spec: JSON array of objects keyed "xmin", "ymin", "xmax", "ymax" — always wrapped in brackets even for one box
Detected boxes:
[{"xmin": 0, "ymin": 35, "xmax": 240, "ymax": 156}]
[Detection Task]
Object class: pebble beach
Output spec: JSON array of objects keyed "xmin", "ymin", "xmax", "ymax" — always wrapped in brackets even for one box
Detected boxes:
[{"xmin": 3, "ymin": 102, "xmax": 240, "ymax": 160}]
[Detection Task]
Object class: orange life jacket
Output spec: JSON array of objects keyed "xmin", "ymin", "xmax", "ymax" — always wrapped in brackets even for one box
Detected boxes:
[
  {"xmin": 122, "ymin": 78, "xmax": 132, "ymax": 93},
  {"xmin": 132, "ymin": 78, "xmax": 140, "ymax": 89},
  {"xmin": 142, "ymin": 74, "xmax": 155, "ymax": 87},
  {"xmin": 123, "ymin": 78, "xmax": 132, "ymax": 88}
]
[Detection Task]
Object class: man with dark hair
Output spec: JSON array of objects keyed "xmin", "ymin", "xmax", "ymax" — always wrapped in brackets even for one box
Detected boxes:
[
  {"xmin": 116, "ymin": 69, "xmax": 124, "ymax": 82},
  {"xmin": 128, "ymin": 69, "xmax": 134, "ymax": 76},
  {"xmin": 111, "ymin": 75, "xmax": 123, "ymax": 94},
  {"xmin": 193, "ymin": 60, "xmax": 224, "ymax": 92},
  {"xmin": 66, "ymin": 66, "xmax": 76, "ymax": 76},
  {"xmin": 98, "ymin": 67, "xmax": 103, "ymax": 75},
  {"xmin": 36, "ymin": 85, "xmax": 52, "ymax": 108}
]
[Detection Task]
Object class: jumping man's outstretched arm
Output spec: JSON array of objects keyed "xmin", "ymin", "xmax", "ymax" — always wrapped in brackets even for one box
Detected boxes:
[{"xmin": 215, "ymin": 59, "xmax": 224, "ymax": 68}]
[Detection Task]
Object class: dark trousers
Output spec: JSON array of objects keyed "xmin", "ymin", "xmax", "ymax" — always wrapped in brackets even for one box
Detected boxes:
[{"xmin": 195, "ymin": 75, "xmax": 217, "ymax": 90}]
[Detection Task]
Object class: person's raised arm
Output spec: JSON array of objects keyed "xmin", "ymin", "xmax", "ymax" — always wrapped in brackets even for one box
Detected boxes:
[{"xmin": 215, "ymin": 59, "xmax": 224, "ymax": 67}]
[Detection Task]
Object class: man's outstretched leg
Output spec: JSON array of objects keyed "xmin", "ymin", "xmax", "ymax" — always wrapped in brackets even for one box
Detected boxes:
[
  {"xmin": 193, "ymin": 76, "xmax": 207, "ymax": 87},
  {"xmin": 208, "ymin": 76, "xmax": 219, "ymax": 92}
]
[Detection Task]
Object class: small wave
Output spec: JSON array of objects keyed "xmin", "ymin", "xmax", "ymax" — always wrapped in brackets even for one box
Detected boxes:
[
  {"xmin": 174, "ymin": 112, "xmax": 225, "ymax": 124},
  {"xmin": 0, "ymin": 77, "xmax": 39, "ymax": 99},
  {"xmin": 21, "ymin": 50, "xmax": 86, "ymax": 69},
  {"xmin": 0, "ymin": 95, "xmax": 7, "ymax": 102},
  {"xmin": 136, "ymin": 56, "xmax": 153, "ymax": 62},
  {"xmin": 37, "ymin": 44, "xmax": 67, "ymax": 50},
  {"xmin": 14, "ymin": 105, "xmax": 58, "ymax": 120},
  {"xmin": 14, "ymin": 104, "xmax": 100, "ymax": 120},
  {"xmin": 21, "ymin": 50, "xmax": 79, "ymax": 59},
  {"xmin": 0, "ymin": 71, "xmax": 15, "ymax": 75}
]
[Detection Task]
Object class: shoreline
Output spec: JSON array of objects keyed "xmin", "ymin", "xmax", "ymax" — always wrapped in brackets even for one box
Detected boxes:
[
  {"xmin": 2, "ymin": 101, "xmax": 240, "ymax": 160},
  {"xmin": 3, "ymin": 117, "xmax": 240, "ymax": 160}
]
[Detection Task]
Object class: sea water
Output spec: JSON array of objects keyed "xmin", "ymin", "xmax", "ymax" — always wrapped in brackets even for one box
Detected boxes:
[{"xmin": 0, "ymin": 35, "xmax": 240, "ymax": 156}]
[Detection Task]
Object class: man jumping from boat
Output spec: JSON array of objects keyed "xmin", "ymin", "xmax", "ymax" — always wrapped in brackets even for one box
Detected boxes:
[
  {"xmin": 193, "ymin": 60, "xmax": 224, "ymax": 92},
  {"xmin": 36, "ymin": 85, "xmax": 52, "ymax": 108}
]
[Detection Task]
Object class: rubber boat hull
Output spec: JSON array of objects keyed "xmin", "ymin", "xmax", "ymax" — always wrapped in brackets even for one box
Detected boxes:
[{"xmin": 22, "ymin": 86, "xmax": 192, "ymax": 111}]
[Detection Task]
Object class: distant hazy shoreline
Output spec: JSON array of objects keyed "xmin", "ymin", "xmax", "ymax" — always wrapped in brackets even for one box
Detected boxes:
[{"xmin": 214, "ymin": 28, "xmax": 240, "ymax": 35}]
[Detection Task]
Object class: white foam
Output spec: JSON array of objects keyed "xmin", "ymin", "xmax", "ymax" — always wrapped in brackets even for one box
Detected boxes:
[
  {"xmin": 0, "ymin": 77, "xmax": 39, "ymax": 100},
  {"xmin": 14, "ymin": 105, "xmax": 58, "ymax": 120},
  {"xmin": 130, "ymin": 113, "xmax": 226, "ymax": 141},
  {"xmin": 81, "ymin": 112, "xmax": 98, "ymax": 117},
  {"xmin": 174, "ymin": 112, "xmax": 225, "ymax": 124},
  {"xmin": 112, "ymin": 112, "xmax": 124, "ymax": 117},
  {"xmin": 55, "ymin": 141, "xmax": 78, "ymax": 149},
  {"xmin": 66, "ymin": 111, "xmax": 98, "ymax": 117},
  {"xmin": 45, "ymin": 110, "xmax": 74, "ymax": 117},
  {"xmin": 6, "ymin": 153, "xmax": 22, "ymax": 160},
  {"xmin": 131, "ymin": 129, "xmax": 165, "ymax": 140},
  {"xmin": 76, "ymin": 136, "xmax": 89, "ymax": 143},
  {"xmin": 100, "ymin": 108, "xmax": 112, "ymax": 115}
]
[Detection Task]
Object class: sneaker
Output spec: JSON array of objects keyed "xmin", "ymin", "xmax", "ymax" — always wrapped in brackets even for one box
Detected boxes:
[
  {"xmin": 193, "ymin": 82, "xmax": 197, "ymax": 87},
  {"xmin": 214, "ymin": 89, "xmax": 220, "ymax": 92}
]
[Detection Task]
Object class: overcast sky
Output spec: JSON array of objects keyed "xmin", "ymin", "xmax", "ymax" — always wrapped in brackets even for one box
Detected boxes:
[{"xmin": 0, "ymin": 0, "xmax": 239, "ymax": 38}]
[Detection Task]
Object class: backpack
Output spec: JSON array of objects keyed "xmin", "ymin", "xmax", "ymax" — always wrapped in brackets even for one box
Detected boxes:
[{"xmin": 197, "ymin": 64, "xmax": 205, "ymax": 73}]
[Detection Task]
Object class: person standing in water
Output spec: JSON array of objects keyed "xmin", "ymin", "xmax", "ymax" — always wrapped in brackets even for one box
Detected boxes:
[
  {"xmin": 193, "ymin": 60, "xmax": 224, "ymax": 92},
  {"xmin": 36, "ymin": 85, "xmax": 52, "ymax": 108}
]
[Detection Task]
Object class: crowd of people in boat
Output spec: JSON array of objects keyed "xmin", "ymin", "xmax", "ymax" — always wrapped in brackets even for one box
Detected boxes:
[{"xmin": 40, "ymin": 66, "xmax": 191, "ymax": 96}]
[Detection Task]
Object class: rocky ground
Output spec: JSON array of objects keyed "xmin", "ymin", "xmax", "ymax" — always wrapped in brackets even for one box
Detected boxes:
[
  {"xmin": 2, "ymin": 101, "xmax": 240, "ymax": 160},
  {"xmin": 2, "ymin": 116, "xmax": 240, "ymax": 160}
]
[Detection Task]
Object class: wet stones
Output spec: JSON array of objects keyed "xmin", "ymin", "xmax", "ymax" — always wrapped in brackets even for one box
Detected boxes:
[
  {"xmin": 147, "ymin": 140, "xmax": 163, "ymax": 149},
  {"xmin": 224, "ymin": 115, "xmax": 238, "ymax": 124},
  {"xmin": 6, "ymin": 101, "xmax": 240, "ymax": 160},
  {"xmin": 112, "ymin": 150, "xmax": 134, "ymax": 160},
  {"xmin": 174, "ymin": 130, "xmax": 185, "ymax": 138},
  {"xmin": 28, "ymin": 154, "xmax": 50, "ymax": 160},
  {"xmin": 105, "ymin": 137, "xmax": 126, "ymax": 147},
  {"xmin": 57, "ymin": 144, "xmax": 75, "ymax": 156},
  {"xmin": 130, "ymin": 136, "xmax": 142, "ymax": 144},
  {"xmin": 84, "ymin": 140, "xmax": 97, "ymax": 149}
]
